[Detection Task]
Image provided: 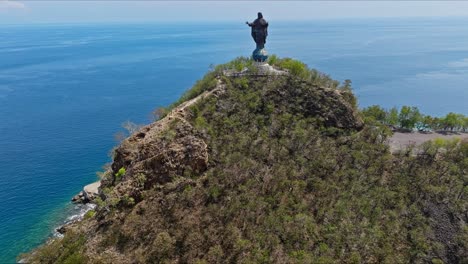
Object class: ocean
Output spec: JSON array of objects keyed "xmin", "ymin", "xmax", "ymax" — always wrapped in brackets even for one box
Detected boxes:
[{"xmin": 0, "ymin": 18, "xmax": 467, "ymax": 262}]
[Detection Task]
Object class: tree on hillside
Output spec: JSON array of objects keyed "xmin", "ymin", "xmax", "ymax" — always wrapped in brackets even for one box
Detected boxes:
[
  {"xmin": 463, "ymin": 116, "xmax": 468, "ymax": 132},
  {"xmin": 362, "ymin": 105, "xmax": 386, "ymax": 123},
  {"xmin": 386, "ymin": 107, "xmax": 399, "ymax": 127},
  {"xmin": 431, "ymin": 117, "xmax": 442, "ymax": 131},
  {"xmin": 339, "ymin": 79, "xmax": 357, "ymax": 108},
  {"xmin": 442, "ymin": 112, "xmax": 462, "ymax": 131},
  {"xmin": 398, "ymin": 106, "xmax": 421, "ymax": 130},
  {"xmin": 341, "ymin": 79, "xmax": 352, "ymax": 90},
  {"xmin": 456, "ymin": 114, "xmax": 465, "ymax": 131},
  {"xmin": 361, "ymin": 105, "xmax": 466, "ymax": 132}
]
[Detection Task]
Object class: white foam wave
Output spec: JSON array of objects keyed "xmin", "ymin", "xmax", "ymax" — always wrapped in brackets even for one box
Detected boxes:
[{"xmin": 53, "ymin": 203, "xmax": 96, "ymax": 238}]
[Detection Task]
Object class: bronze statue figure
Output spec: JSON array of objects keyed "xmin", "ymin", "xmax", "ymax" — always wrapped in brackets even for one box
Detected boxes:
[
  {"xmin": 246, "ymin": 12, "xmax": 269, "ymax": 49},
  {"xmin": 246, "ymin": 12, "xmax": 269, "ymax": 62}
]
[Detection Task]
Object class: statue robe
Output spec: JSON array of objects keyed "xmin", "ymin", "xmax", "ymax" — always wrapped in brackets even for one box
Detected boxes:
[{"xmin": 248, "ymin": 18, "xmax": 268, "ymax": 47}]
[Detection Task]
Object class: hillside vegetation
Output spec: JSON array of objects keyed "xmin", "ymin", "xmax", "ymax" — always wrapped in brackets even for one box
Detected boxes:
[
  {"xmin": 23, "ymin": 57, "xmax": 468, "ymax": 264},
  {"xmin": 362, "ymin": 105, "xmax": 468, "ymax": 132}
]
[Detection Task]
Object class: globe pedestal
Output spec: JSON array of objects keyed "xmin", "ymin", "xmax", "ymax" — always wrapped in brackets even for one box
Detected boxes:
[{"xmin": 252, "ymin": 46, "xmax": 268, "ymax": 62}]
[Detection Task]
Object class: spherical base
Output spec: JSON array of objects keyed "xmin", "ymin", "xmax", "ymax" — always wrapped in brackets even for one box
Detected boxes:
[{"xmin": 252, "ymin": 47, "xmax": 268, "ymax": 62}]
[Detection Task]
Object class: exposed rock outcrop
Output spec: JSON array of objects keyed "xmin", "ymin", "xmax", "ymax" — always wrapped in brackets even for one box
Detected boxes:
[
  {"xmin": 99, "ymin": 81, "xmax": 226, "ymax": 203},
  {"xmin": 72, "ymin": 181, "xmax": 101, "ymax": 203}
]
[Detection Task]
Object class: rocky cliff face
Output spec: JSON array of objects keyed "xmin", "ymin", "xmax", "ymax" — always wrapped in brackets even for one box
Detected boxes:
[{"xmin": 23, "ymin": 58, "xmax": 468, "ymax": 264}]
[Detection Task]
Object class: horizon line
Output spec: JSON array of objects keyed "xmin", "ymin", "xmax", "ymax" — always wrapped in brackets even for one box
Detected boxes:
[{"xmin": 3, "ymin": 15, "xmax": 468, "ymax": 26}]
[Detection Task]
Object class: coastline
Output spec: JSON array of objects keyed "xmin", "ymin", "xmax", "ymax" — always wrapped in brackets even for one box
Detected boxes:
[
  {"xmin": 16, "ymin": 183, "xmax": 101, "ymax": 263},
  {"xmin": 52, "ymin": 180, "xmax": 100, "ymax": 238}
]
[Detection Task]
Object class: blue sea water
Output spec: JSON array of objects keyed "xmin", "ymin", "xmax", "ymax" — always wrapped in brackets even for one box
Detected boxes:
[{"xmin": 0, "ymin": 18, "xmax": 468, "ymax": 262}]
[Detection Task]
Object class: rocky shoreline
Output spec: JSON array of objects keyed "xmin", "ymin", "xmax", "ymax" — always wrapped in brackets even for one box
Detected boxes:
[{"xmin": 52, "ymin": 181, "xmax": 101, "ymax": 236}]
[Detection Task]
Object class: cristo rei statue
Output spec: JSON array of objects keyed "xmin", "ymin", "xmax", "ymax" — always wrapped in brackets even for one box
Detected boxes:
[{"xmin": 246, "ymin": 12, "xmax": 269, "ymax": 62}]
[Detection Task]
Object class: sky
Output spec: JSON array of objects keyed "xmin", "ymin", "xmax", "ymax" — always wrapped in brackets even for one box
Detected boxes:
[{"xmin": 2, "ymin": 1, "xmax": 468, "ymax": 24}]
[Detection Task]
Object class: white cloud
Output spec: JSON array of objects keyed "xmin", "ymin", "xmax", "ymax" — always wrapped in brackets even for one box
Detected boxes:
[{"xmin": 0, "ymin": 0, "xmax": 26, "ymax": 12}]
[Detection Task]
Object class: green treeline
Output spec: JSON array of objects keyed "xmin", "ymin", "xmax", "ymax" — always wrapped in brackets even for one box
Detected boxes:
[{"xmin": 362, "ymin": 105, "xmax": 468, "ymax": 132}]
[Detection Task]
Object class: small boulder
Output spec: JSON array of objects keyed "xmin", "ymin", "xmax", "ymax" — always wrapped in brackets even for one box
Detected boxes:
[
  {"xmin": 56, "ymin": 225, "xmax": 67, "ymax": 234},
  {"xmin": 71, "ymin": 191, "xmax": 84, "ymax": 203}
]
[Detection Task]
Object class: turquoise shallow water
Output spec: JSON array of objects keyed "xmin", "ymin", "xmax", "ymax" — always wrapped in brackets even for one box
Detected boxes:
[{"xmin": 1, "ymin": 18, "xmax": 467, "ymax": 262}]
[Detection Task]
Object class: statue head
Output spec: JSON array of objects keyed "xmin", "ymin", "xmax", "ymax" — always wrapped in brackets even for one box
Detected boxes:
[{"xmin": 257, "ymin": 12, "xmax": 263, "ymax": 19}]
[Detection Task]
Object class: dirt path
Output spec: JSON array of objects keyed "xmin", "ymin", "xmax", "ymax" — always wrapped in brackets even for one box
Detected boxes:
[
  {"xmin": 389, "ymin": 131, "xmax": 468, "ymax": 152},
  {"xmin": 161, "ymin": 79, "xmax": 225, "ymax": 126}
]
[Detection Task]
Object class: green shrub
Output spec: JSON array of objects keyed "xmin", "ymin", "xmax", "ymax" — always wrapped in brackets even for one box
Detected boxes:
[
  {"xmin": 84, "ymin": 210, "xmax": 96, "ymax": 219},
  {"xmin": 278, "ymin": 58, "xmax": 308, "ymax": 77},
  {"xmin": 94, "ymin": 197, "xmax": 105, "ymax": 207},
  {"xmin": 267, "ymin": 56, "xmax": 341, "ymax": 88},
  {"xmin": 114, "ymin": 167, "xmax": 126, "ymax": 182},
  {"xmin": 135, "ymin": 173, "xmax": 147, "ymax": 187},
  {"xmin": 267, "ymin": 54, "xmax": 279, "ymax": 65},
  {"xmin": 121, "ymin": 194, "xmax": 135, "ymax": 207},
  {"xmin": 149, "ymin": 232, "xmax": 176, "ymax": 261},
  {"xmin": 161, "ymin": 128, "xmax": 177, "ymax": 141}
]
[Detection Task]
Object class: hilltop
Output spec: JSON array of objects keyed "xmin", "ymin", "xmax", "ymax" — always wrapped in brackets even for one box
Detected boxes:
[{"xmin": 23, "ymin": 57, "xmax": 468, "ymax": 263}]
